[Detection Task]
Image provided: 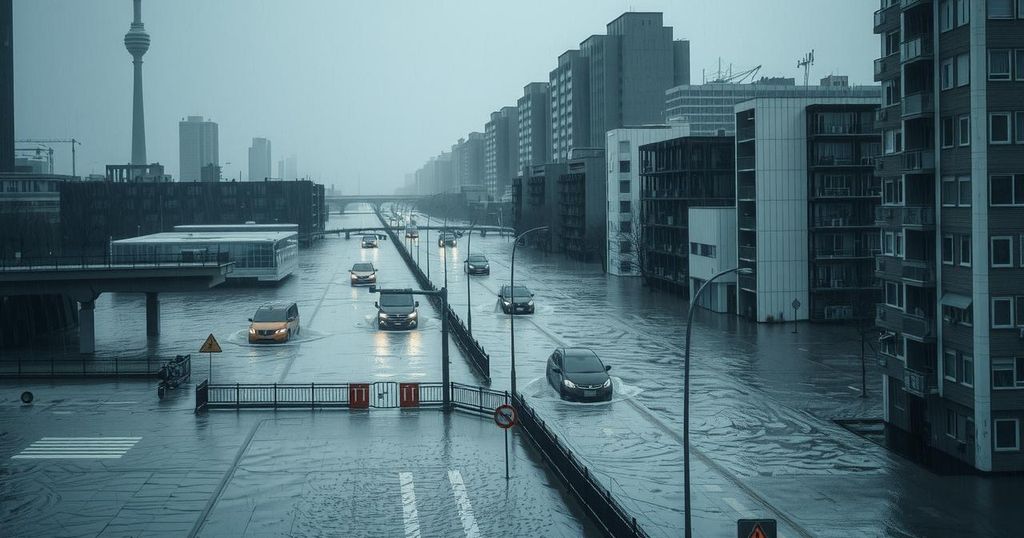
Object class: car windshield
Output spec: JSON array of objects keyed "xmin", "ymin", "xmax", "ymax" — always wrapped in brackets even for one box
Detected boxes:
[
  {"xmin": 352, "ymin": 263, "xmax": 374, "ymax": 272},
  {"xmin": 363, "ymin": 235, "xmax": 376, "ymax": 241},
  {"xmin": 380, "ymin": 294, "xmax": 414, "ymax": 307},
  {"xmin": 505, "ymin": 286, "xmax": 531, "ymax": 299},
  {"xmin": 252, "ymin": 306, "xmax": 288, "ymax": 322},
  {"xmin": 468, "ymin": 255, "xmax": 487, "ymax": 263},
  {"xmin": 563, "ymin": 351, "xmax": 604, "ymax": 373}
]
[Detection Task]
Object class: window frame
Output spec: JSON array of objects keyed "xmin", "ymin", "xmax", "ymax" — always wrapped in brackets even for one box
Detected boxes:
[
  {"xmin": 988, "ymin": 0, "xmax": 1015, "ymax": 19},
  {"xmin": 989, "ymin": 174, "xmax": 1017, "ymax": 206},
  {"xmin": 992, "ymin": 297, "xmax": 1014, "ymax": 328},
  {"xmin": 962, "ymin": 354, "xmax": 975, "ymax": 387},
  {"xmin": 940, "ymin": 0, "xmax": 954, "ymax": 31},
  {"xmin": 957, "ymin": 53, "xmax": 970, "ymax": 86},
  {"xmin": 1016, "ymin": 112, "xmax": 1024, "ymax": 144},
  {"xmin": 957, "ymin": 0, "xmax": 971, "ymax": 25},
  {"xmin": 941, "ymin": 176, "xmax": 958, "ymax": 206},
  {"xmin": 944, "ymin": 350, "xmax": 958, "ymax": 382},
  {"xmin": 992, "ymin": 236, "xmax": 1014, "ymax": 268},
  {"xmin": 958, "ymin": 114, "xmax": 970, "ymax": 146},
  {"xmin": 990, "ymin": 112, "xmax": 1011, "ymax": 144},
  {"xmin": 960, "ymin": 236, "xmax": 972, "ymax": 267},
  {"xmin": 989, "ymin": 49, "xmax": 1012, "ymax": 80},
  {"xmin": 941, "ymin": 116, "xmax": 956, "ymax": 148},
  {"xmin": 941, "ymin": 57, "xmax": 955, "ymax": 89},
  {"xmin": 946, "ymin": 409, "xmax": 958, "ymax": 439},
  {"xmin": 994, "ymin": 419, "xmax": 1020, "ymax": 452},
  {"xmin": 958, "ymin": 176, "xmax": 972, "ymax": 206}
]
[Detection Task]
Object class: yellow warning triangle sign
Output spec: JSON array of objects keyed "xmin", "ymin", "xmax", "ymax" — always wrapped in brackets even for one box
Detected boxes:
[
  {"xmin": 200, "ymin": 333, "xmax": 222, "ymax": 353},
  {"xmin": 748, "ymin": 524, "xmax": 768, "ymax": 538}
]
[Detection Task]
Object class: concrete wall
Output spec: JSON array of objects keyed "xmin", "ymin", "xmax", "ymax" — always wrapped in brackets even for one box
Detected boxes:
[{"xmin": 688, "ymin": 207, "xmax": 737, "ymax": 313}]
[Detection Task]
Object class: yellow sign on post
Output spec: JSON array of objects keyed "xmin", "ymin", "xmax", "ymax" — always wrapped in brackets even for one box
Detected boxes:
[{"xmin": 200, "ymin": 333, "xmax": 222, "ymax": 384}]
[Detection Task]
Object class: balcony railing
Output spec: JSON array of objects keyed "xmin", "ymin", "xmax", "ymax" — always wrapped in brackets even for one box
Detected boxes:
[
  {"xmin": 737, "ymin": 184, "xmax": 756, "ymax": 200},
  {"xmin": 736, "ymin": 155, "xmax": 756, "ymax": 171},
  {"xmin": 736, "ymin": 125, "xmax": 755, "ymax": 142},
  {"xmin": 738, "ymin": 214, "xmax": 756, "ymax": 229},
  {"xmin": 873, "ymin": 8, "xmax": 887, "ymax": 30},
  {"xmin": 901, "ymin": 92, "xmax": 934, "ymax": 118},
  {"xmin": 812, "ymin": 278, "xmax": 878, "ymax": 290},
  {"xmin": 738, "ymin": 244, "xmax": 756, "ymax": 261},
  {"xmin": 876, "ymin": 304, "xmax": 935, "ymax": 341},
  {"xmin": 900, "ymin": 36, "xmax": 933, "ymax": 64},
  {"xmin": 903, "ymin": 368, "xmax": 938, "ymax": 397},
  {"xmin": 875, "ymin": 205, "xmax": 935, "ymax": 227},
  {"xmin": 903, "ymin": 150, "xmax": 935, "ymax": 172},
  {"xmin": 875, "ymin": 256, "xmax": 936, "ymax": 285},
  {"xmin": 814, "ymin": 247, "xmax": 876, "ymax": 259}
]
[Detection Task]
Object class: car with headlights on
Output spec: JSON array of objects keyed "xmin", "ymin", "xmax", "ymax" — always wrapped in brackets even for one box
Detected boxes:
[
  {"xmin": 361, "ymin": 234, "xmax": 379, "ymax": 248},
  {"xmin": 498, "ymin": 285, "xmax": 534, "ymax": 314},
  {"xmin": 438, "ymin": 232, "xmax": 457, "ymax": 247},
  {"xmin": 375, "ymin": 292, "xmax": 419, "ymax": 330},
  {"xmin": 546, "ymin": 348, "xmax": 612, "ymax": 402},
  {"xmin": 248, "ymin": 303, "xmax": 300, "ymax": 343},
  {"xmin": 350, "ymin": 262, "xmax": 377, "ymax": 286},
  {"xmin": 465, "ymin": 254, "xmax": 490, "ymax": 275}
]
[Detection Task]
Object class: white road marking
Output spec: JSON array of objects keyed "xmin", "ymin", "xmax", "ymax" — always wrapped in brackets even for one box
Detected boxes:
[
  {"xmin": 847, "ymin": 385, "xmax": 861, "ymax": 392},
  {"xmin": 11, "ymin": 437, "xmax": 141, "ymax": 459},
  {"xmin": 722, "ymin": 497, "xmax": 755, "ymax": 518},
  {"xmin": 700, "ymin": 484, "xmax": 723, "ymax": 492},
  {"xmin": 399, "ymin": 472, "xmax": 421, "ymax": 538},
  {"xmin": 447, "ymin": 470, "xmax": 480, "ymax": 538}
]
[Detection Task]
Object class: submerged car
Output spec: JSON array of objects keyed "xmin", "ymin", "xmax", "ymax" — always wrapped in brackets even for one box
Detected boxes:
[
  {"xmin": 248, "ymin": 303, "xmax": 300, "ymax": 343},
  {"xmin": 376, "ymin": 292, "xmax": 419, "ymax": 330},
  {"xmin": 465, "ymin": 254, "xmax": 490, "ymax": 275},
  {"xmin": 361, "ymin": 234, "xmax": 379, "ymax": 248},
  {"xmin": 438, "ymin": 233, "xmax": 457, "ymax": 247},
  {"xmin": 350, "ymin": 262, "xmax": 377, "ymax": 286},
  {"xmin": 546, "ymin": 348, "xmax": 612, "ymax": 402},
  {"xmin": 498, "ymin": 285, "xmax": 534, "ymax": 314}
]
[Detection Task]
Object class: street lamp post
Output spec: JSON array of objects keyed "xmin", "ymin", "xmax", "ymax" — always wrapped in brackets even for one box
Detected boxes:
[
  {"xmin": 683, "ymin": 266, "xmax": 750, "ymax": 538},
  {"xmin": 442, "ymin": 215, "xmax": 448, "ymax": 290},
  {"xmin": 510, "ymin": 226, "xmax": 548, "ymax": 397},
  {"xmin": 425, "ymin": 214, "xmax": 431, "ymax": 281},
  {"xmin": 372, "ymin": 286, "xmax": 450, "ymax": 409},
  {"xmin": 465, "ymin": 221, "xmax": 476, "ymax": 335}
]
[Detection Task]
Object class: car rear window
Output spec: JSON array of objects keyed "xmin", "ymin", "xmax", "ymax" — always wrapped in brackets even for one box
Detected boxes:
[{"xmin": 352, "ymin": 263, "xmax": 374, "ymax": 271}]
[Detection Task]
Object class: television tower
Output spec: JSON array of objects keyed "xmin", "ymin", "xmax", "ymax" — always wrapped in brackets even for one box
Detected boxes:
[{"xmin": 124, "ymin": 0, "xmax": 150, "ymax": 166}]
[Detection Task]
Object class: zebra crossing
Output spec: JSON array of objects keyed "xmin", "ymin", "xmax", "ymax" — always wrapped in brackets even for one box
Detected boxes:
[{"xmin": 11, "ymin": 437, "xmax": 142, "ymax": 459}]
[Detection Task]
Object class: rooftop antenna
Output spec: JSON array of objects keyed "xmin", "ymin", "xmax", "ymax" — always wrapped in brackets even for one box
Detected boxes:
[{"xmin": 797, "ymin": 49, "xmax": 815, "ymax": 86}]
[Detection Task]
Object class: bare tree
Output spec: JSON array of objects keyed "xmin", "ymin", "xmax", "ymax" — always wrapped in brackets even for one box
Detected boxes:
[{"xmin": 612, "ymin": 213, "xmax": 653, "ymax": 287}]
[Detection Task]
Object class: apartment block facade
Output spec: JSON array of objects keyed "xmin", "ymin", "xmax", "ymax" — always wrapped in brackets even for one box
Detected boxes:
[
  {"xmin": 484, "ymin": 106, "xmax": 519, "ymax": 201},
  {"xmin": 873, "ymin": 0, "xmax": 1024, "ymax": 471},
  {"xmin": 518, "ymin": 83, "xmax": 551, "ymax": 176}
]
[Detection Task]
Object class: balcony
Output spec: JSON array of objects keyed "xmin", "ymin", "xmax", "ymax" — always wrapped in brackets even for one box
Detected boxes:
[
  {"xmin": 736, "ymin": 125, "xmax": 755, "ymax": 142},
  {"xmin": 736, "ymin": 155, "xmax": 756, "ymax": 171},
  {"xmin": 813, "ymin": 246, "xmax": 877, "ymax": 259},
  {"xmin": 811, "ymin": 215, "xmax": 875, "ymax": 228},
  {"xmin": 738, "ymin": 213, "xmax": 756, "ymax": 230},
  {"xmin": 903, "ymin": 368, "xmax": 939, "ymax": 397},
  {"xmin": 901, "ymin": 92, "xmax": 934, "ymax": 119},
  {"xmin": 874, "ymin": 205, "xmax": 935, "ymax": 228},
  {"xmin": 737, "ymin": 183, "xmax": 756, "ymax": 200},
  {"xmin": 876, "ymin": 304, "xmax": 935, "ymax": 342},
  {"xmin": 874, "ymin": 55, "xmax": 899, "ymax": 82},
  {"xmin": 903, "ymin": 150, "xmax": 935, "ymax": 172},
  {"xmin": 901, "ymin": 0, "xmax": 930, "ymax": 10},
  {"xmin": 875, "ymin": 256, "xmax": 937, "ymax": 286},
  {"xmin": 874, "ymin": 153, "xmax": 902, "ymax": 174},
  {"xmin": 738, "ymin": 244, "xmax": 756, "ymax": 261},
  {"xmin": 812, "ymin": 277, "xmax": 878, "ymax": 290},
  {"xmin": 900, "ymin": 36, "xmax": 933, "ymax": 65}
]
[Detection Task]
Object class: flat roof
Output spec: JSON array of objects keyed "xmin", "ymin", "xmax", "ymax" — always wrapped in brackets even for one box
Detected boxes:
[
  {"xmin": 174, "ymin": 224, "xmax": 298, "ymax": 232},
  {"xmin": 112, "ymin": 230, "xmax": 298, "ymax": 245}
]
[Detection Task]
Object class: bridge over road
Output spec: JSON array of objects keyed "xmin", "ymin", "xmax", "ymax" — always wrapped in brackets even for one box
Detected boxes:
[
  {"xmin": 324, "ymin": 194, "xmax": 424, "ymax": 213},
  {"xmin": 0, "ymin": 257, "xmax": 233, "ymax": 353}
]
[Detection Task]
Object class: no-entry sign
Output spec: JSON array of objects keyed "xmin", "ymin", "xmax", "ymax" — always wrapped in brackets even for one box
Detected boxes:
[{"xmin": 493, "ymin": 404, "xmax": 516, "ymax": 429}]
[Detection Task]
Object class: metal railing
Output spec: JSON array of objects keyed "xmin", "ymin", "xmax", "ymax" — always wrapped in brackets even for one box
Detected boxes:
[
  {"xmin": 0, "ymin": 355, "xmax": 164, "ymax": 377},
  {"xmin": 0, "ymin": 253, "xmax": 231, "ymax": 272},
  {"xmin": 512, "ymin": 392, "xmax": 648, "ymax": 537},
  {"xmin": 900, "ymin": 35, "xmax": 933, "ymax": 63}
]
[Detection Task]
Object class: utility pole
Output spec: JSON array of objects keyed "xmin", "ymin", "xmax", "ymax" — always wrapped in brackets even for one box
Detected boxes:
[{"xmin": 797, "ymin": 49, "xmax": 815, "ymax": 86}]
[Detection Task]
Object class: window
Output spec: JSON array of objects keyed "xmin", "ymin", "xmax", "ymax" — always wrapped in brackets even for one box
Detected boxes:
[
  {"xmin": 958, "ymin": 115, "xmax": 970, "ymax": 146},
  {"xmin": 885, "ymin": 281, "xmax": 905, "ymax": 309},
  {"xmin": 619, "ymin": 260, "xmax": 631, "ymax": 273},
  {"xmin": 992, "ymin": 236, "xmax": 1014, "ymax": 267},
  {"xmin": 941, "ymin": 58, "xmax": 955, "ymax": 89},
  {"xmin": 943, "ymin": 235, "xmax": 955, "ymax": 264},
  {"xmin": 990, "ymin": 174, "xmax": 1024, "ymax": 205},
  {"xmin": 895, "ymin": 231, "xmax": 904, "ymax": 258},
  {"xmin": 942, "ymin": 177, "xmax": 958, "ymax": 206},
  {"xmin": 940, "ymin": 0, "xmax": 954, "ymax": 30},
  {"xmin": 1020, "ymin": 0, "xmax": 1024, "ymax": 18},
  {"xmin": 962, "ymin": 355, "xmax": 974, "ymax": 387},
  {"xmin": 883, "ymin": 177, "xmax": 904, "ymax": 204},
  {"xmin": 989, "ymin": 50, "xmax": 1012, "ymax": 80},
  {"xmin": 941, "ymin": 117, "xmax": 955, "ymax": 148},
  {"xmin": 992, "ymin": 297, "xmax": 1013, "ymax": 327},
  {"xmin": 883, "ymin": 231, "xmax": 895, "ymax": 255},
  {"xmin": 944, "ymin": 304, "xmax": 974, "ymax": 326},
  {"xmin": 957, "ymin": 0, "xmax": 970, "ymax": 25},
  {"xmin": 617, "ymin": 141, "xmax": 629, "ymax": 153},
  {"xmin": 619, "ymin": 201, "xmax": 631, "ymax": 213},
  {"xmin": 884, "ymin": 80, "xmax": 900, "ymax": 106},
  {"xmin": 885, "ymin": 31, "xmax": 900, "ymax": 56},
  {"xmin": 988, "ymin": 0, "xmax": 1014, "ymax": 18},
  {"xmin": 993, "ymin": 358, "xmax": 1024, "ymax": 389},
  {"xmin": 959, "ymin": 176, "xmax": 972, "ymax": 206},
  {"xmin": 990, "ymin": 113, "xmax": 1011, "ymax": 143},
  {"xmin": 618, "ymin": 180, "xmax": 630, "ymax": 193},
  {"xmin": 618, "ymin": 160, "xmax": 631, "ymax": 173},
  {"xmin": 960, "ymin": 236, "xmax": 972, "ymax": 266},
  {"xmin": 994, "ymin": 419, "xmax": 1020, "ymax": 452},
  {"xmin": 690, "ymin": 242, "xmax": 699, "ymax": 255},
  {"xmin": 944, "ymin": 350, "xmax": 957, "ymax": 381},
  {"xmin": 619, "ymin": 220, "xmax": 631, "ymax": 234},
  {"xmin": 619, "ymin": 241, "xmax": 632, "ymax": 254},
  {"xmin": 884, "ymin": 129, "xmax": 902, "ymax": 154},
  {"xmin": 946, "ymin": 409, "xmax": 958, "ymax": 439},
  {"xmin": 1018, "ymin": 50, "xmax": 1024, "ymax": 81},
  {"xmin": 1017, "ymin": 112, "xmax": 1024, "ymax": 143},
  {"xmin": 957, "ymin": 54, "xmax": 970, "ymax": 86}
]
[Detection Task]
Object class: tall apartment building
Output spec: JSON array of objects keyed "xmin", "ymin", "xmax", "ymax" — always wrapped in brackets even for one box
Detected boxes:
[
  {"xmin": 483, "ymin": 106, "xmax": 518, "ymax": 200},
  {"xmin": 733, "ymin": 93, "xmax": 881, "ymax": 322},
  {"xmin": 550, "ymin": 50, "xmax": 590, "ymax": 162},
  {"xmin": 518, "ymin": 83, "xmax": 551, "ymax": 176},
  {"xmin": 248, "ymin": 137, "xmax": 271, "ymax": 181},
  {"xmin": 452, "ymin": 132, "xmax": 485, "ymax": 190},
  {"xmin": 178, "ymin": 116, "xmax": 218, "ymax": 182},
  {"xmin": 873, "ymin": 0, "xmax": 1024, "ymax": 472}
]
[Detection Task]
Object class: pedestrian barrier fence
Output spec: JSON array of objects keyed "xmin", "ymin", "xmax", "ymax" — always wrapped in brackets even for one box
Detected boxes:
[
  {"xmin": 512, "ymin": 392, "xmax": 649, "ymax": 538},
  {"xmin": 375, "ymin": 209, "xmax": 491, "ymax": 382},
  {"xmin": 0, "ymin": 355, "xmax": 164, "ymax": 378}
]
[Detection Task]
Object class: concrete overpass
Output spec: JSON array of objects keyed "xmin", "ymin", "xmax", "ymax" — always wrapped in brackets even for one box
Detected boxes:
[
  {"xmin": 324, "ymin": 194, "xmax": 425, "ymax": 213},
  {"xmin": 0, "ymin": 259, "xmax": 232, "ymax": 353}
]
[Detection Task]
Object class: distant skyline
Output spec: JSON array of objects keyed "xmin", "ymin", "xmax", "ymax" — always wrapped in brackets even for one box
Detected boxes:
[{"xmin": 12, "ymin": 0, "xmax": 878, "ymax": 192}]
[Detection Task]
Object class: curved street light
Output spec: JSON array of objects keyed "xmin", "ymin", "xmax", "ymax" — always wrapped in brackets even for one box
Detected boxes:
[
  {"xmin": 683, "ymin": 265, "xmax": 752, "ymax": 538},
  {"xmin": 510, "ymin": 225, "xmax": 548, "ymax": 397}
]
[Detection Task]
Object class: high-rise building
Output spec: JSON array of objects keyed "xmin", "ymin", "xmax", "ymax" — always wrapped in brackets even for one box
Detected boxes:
[
  {"xmin": 248, "ymin": 137, "xmax": 271, "ymax": 181},
  {"xmin": 873, "ymin": 0, "xmax": 1024, "ymax": 472},
  {"xmin": 277, "ymin": 155, "xmax": 298, "ymax": 180},
  {"xmin": 124, "ymin": 0, "xmax": 150, "ymax": 166},
  {"xmin": 518, "ymin": 83, "xmax": 551, "ymax": 175},
  {"xmin": 452, "ymin": 132, "xmax": 485, "ymax": 190},
  {"xmin": 483, "ymin": 106, "xmax": 518, "ymax": 200},
  {"xmin": 1, "ymin": 0, "xmax": 13, "ymax": 173},
  {"xmin": 550, "ymin": 50, "xmax": 590, "ymax": 163},
  {"xmin": 178, "ymin": 116, "xmax": 219, "ymax": 182}
]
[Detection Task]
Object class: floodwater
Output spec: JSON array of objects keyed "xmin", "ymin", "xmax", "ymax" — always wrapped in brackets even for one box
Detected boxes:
[{"xmin": 10, "ymin": 205, "xmax": 1021, "ymax": 537}]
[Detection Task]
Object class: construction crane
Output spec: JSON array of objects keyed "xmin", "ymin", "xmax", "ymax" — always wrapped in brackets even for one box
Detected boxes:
[
  {"xmin": 797, "ymin": 49, "xmax": 815, "ymax": 86},
  {"xmin": 14, "ymin": 138, "xmax": 82, "ymax": 177},
  {"xmin": 703, "ymin": 59, "xmax": 762, "ymax": 84}
]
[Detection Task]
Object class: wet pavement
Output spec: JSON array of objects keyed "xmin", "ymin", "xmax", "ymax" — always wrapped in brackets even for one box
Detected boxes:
[{"xmin": 2, "ymin": 206, "xmax": 1021, "ymax": 537}]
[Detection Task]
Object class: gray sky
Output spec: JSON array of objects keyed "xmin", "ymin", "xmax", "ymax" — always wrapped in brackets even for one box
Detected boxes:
[{"xmin": 13, "ymin": 0, "xmax": 879, "ymax": 193}]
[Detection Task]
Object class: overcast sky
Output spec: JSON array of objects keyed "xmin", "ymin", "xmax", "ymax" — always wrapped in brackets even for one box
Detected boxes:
[{"xmin": 12, "ymin": 0, "xmax": 879, "ymax": 193}]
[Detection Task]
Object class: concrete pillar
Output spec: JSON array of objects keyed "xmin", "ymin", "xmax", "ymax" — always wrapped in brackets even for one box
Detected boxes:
[
  {"xmin": 79, "ymin": 300, "xmax": 95, "ymax": 354},
  {"xmin": 146, "ymin": 292, "xmax": 159, "ymax": 337}
]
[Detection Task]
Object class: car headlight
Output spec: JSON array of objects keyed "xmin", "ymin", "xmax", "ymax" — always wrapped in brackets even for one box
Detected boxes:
[
  {"xmin": 350, "ymin": 274, "xmax": 357, "ymax": 279},
  {"xmin": 601, "ymin": 379, "xmax": 611, "ymax": 388},
  {"xmin": 502, "ymin": 299, "xmax": 511, "ymax": 306},
  {"xmin": 468, "ymin": 264, "xmax": 476, "ymax": 269},
  {"xmin": 527, "ymin": 300, "xmax": 534, "ymax": 306},
  {"xmin": 248, "ymin": 327, "xmax": 256, "ymax": 334},
  {"xmin": 483, "ymin": 265, "xmax": 489, "ymax": 269},
  {"xmin": 562, "ymin": 379, "xmax": 577, "ymax": 389},
  {"xmin": 274, "ymin": 328, "xmax": 288, "ymax": 334},
  {"xmin": 378, "ymin": 313, "xmax": 388, "ymax": 319},
  {"xmin": 408, "ymin": 311, "xmax": 417, "ymax": 318}
]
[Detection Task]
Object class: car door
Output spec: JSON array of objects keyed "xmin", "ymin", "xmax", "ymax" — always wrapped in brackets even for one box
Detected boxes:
[
  {"xmin": 547, "ymin": 351, "xmax": 562, "ymax": 388},
  {"xmin": 288, "ymin": 304, "xmax": 299, "ymax": 331}
]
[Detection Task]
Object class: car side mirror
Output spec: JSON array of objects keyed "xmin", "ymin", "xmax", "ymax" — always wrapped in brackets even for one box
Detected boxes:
[
  {"xmin": 374, "ymin": 302, "xmax": 379, "ymax": 308},
  {"xmin": 415, "ymin": 301, "xmax": 420, "ymax": 307},
  {"xmin": 605, "ymin": 365, "xmax": 612, "ymax": 371},
  {"xmin": 552, "ymin": 367, "xmax": 561, "ymax": 374},
  {"xmin": 531, "ymin": 293, "xmax": 535, "ymax": 297},
  {"xmin": 247, "ymin": 318, "xmax": 253, "ymax": 322},
  {"xmin": 287, "ymin": 316, "xmax": 295, "ymax": 322}
]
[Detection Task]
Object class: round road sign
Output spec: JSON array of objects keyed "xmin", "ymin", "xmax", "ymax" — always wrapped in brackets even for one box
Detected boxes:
[{"xmin": 493, "ymin": 404, "xmax": 516, "ymax": 429}]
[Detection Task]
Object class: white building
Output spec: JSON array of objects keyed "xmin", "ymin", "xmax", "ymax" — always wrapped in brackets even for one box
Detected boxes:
[
  {"xmin": 605, "ymin": 123, "xmax": 689, "ymax": 276},
  {"xmin": 688, "ymin": 207, "xmax": 737, "ymax": 313}
]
